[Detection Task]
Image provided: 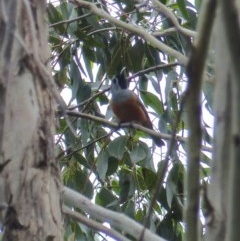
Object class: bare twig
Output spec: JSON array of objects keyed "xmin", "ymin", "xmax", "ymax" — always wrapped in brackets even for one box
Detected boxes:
[{"xmin": 150, "ymin": 0, "xmax": 197, "ymax": 38}]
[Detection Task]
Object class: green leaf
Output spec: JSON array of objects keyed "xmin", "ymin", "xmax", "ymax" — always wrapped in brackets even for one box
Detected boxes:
[
  {"xmin": 108, "ymin": 136, "xmax": 127, "ymax": 160},
  {"xmin": 195, "ymin": 0, "xmax": 201, "ymax": 10},
  {"xmin": 156, "ymin": 216, "xmax": 175, "ymax": 240},
  {"xmin": 128, "ymin": 40, "xmax": 145, "ymax": 71},
  {"xmin": 139, "ymin": 75, "xmax": 148, "ymax": 91},
  {"xmin": 76, "ymin": 84, "xmax": 92, "ymax": 105},
  {"xmin": 145, "ymin": 44, "xmax": 162, "ymax": 67},
  {"xmin": 123, "ymin": 200, "xmax": 135, "ymax": 218},
  {"xmin": 106, "ymin": 156, "xmax": 119, "ymax": 176},
  {"xmin": 82, "ymin": 45, "xmax": 96, "ymax": 64},
  {"xmin": 166, "ymin": 177, "xmax": 177, "ymax": 208},
  {"xmin": 129, "ymin": 145, "xmax": 146, "ymax": 164},
  {"xmin": 65, "ymin": 169, "xmax": 94, "ymax": 199},
  {"xmin": 79, "ymin": 119, "xmax": 90, "ymax": 146},
  {"xmin": 73, "ymin": 152, "xmax": 91, "ymax": 169},
  {"xmin": 48, "ymin": 3, "xmax": 65, "ymax": 35},
  {"xmin": 119, "ymin": 169, "xmax": 131, "ymax": 203},
  {"xmin": 202, "ymin": 126, "xmax": 213, "ymax": 144},
  {"xmin": 203, "ymin": 81, "xmax": 214, "ymax": 114},
  {"xmin": 140, "ymin": 91, "xmax": 163, "ymax": 116},
  {"xmin": 158, "ymin": 187, "xmax": 169, "ymax": 211},
  {"xmin": 166, "ymin": 163, "xmax": 184, "ymax": 208},
  {"xmin": 165, "ymin": 70, "xmax": 178, "ymax": 103},
  {"xmin": 177, "ymin": 0, "xmax": 189, "ymax": 20},
  {"xmin": 68, "ymin": 6, "xmax": 78, "ymax": 35},
  {"xmin": 142, "ymin": 168, "xmax": 157, "ymax": 192},
  {"xmin": 185, "ymin": 7, "xmax": 198, "ymax": 29},
  {"xmin": 145, "ymin": 74, "xmax": 162, "ymax": 95},
  {"xmin": 95, "ymin": 187, "xmax": 118, "ymax": 210},
  {"xmin": 59, "ymin": 2, "xmax": 72, "ymax": 20},
  {"xmin": 138, "ymin": 141, "xmax": 155, "ymax": 172},
  {"xmin": 170, "ymin": 90, "xmax": 178, "ymax": 111},
  {"xmin": 82, "ymin": 55, "xmax": 94, "ymax": 82},
  {"xmin": 135, "ymin": 209, "xmax": 144, "ymax": 222},
  {"xmin": 70, "ymin": 60, "xmax": 81, "ymax": 101},
  {"xmin": 96, "ymin": 151, "xmax": 109, "ymax": 182}
]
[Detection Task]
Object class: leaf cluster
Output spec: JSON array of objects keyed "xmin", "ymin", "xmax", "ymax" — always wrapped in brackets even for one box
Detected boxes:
[{"xmin": 48, "ymin": 0, "xmax": 213, "ymax": 240}]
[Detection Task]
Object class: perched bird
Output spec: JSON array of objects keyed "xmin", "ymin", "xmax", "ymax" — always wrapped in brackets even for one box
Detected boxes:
[{"xmin": 110, "ymin": 71, "xmax": 164, "ymax": 146}]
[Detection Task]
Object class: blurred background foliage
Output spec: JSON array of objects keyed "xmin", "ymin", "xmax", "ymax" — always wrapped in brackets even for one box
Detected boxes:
[{"xmin": 48, "ymin": 0, "xmax": 213, "ymax": 240}]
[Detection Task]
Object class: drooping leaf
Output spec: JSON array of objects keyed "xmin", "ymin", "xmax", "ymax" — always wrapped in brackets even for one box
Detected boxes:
[
  {"xmin": 95, "ymin": 187, "xmax": 118, "ymax": 210},
  {"xmin": 177, "ymin": 0, "xmax": 189, "ymax": 20},
  {"xmin": 108, "ymin": 136, "xmax": 127, "ymax": 160},
  {"xmin": 140, "ymin": 91, "xmax": 164, "ymax": 116},
  {"xmin": 96, "ymin": 150, "xmax": 109, "ymax": 182}
]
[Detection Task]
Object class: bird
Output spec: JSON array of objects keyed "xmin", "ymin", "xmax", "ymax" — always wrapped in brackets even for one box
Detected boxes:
[{"xmin": 110, "ymin": 71, "xmax": 164, "ymax": 147}]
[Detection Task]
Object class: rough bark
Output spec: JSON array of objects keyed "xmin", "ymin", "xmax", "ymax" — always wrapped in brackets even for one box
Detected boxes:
[{"xmin": 0, "ymin": 0, "xmax": 63, "ymax": 240}]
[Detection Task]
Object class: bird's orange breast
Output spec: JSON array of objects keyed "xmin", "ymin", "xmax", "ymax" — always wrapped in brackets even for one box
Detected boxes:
[{"xmin": 110, "ymin": 94, "xmax": 152, "ymax": 129}]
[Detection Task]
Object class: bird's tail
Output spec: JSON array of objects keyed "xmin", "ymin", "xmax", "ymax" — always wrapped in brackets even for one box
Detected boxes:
[{"xmin": 151, "ymin": 135, "xmax": 165, "ymax": 147}]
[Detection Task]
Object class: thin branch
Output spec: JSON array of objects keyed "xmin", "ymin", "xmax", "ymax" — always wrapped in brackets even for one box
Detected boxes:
[
  {"xmin": 128, "ymin": 62, "xmax": 181, "ymax": 80},
  {"xmin": 150, "ymin": 0, "xmax": 197, "ymax": 38},
  {"xmin": 68, "ymin": 88, "xmax": 109, "ymax": 110},
  {"xmin": 88, "ymin": 27, "xmax": 117, "ymax": 36},
  {"xmin": 152, "ymin": 27, "xmax": 178, "ymax": 37},
  {"xmin": 49, "ymin": 13, "xmax": 92, "ymax": 27},
  {"xmin": 62, "ymin": 187, "xmax": 167, "ymax": 241},
  {"xmin": 63, "ymin": 205, "xmax": 131, "ymax": 241},
  {"xmin": 185, "ymin": 0, "xmax": 217, "ymax": 241},
  {"xmin": 69, "ymin": 0, "xmax": 188, "ymax": 66},
  {"xmin": 66, "ymin": 110, "xmax": 212, "ymax": 152},
  {"xmin": 65, "ymin": 131, "xmax": 113, "ymax": 157}
]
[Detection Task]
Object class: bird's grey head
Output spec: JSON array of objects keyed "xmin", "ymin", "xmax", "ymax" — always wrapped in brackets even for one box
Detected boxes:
[{"xmin": 111, "ymin": 75, "xmax": 132, "ymax": 101}]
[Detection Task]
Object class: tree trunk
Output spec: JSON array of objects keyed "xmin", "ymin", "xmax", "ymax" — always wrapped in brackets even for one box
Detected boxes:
[
  {"xmin": 0, "ymin": 0, "xmax": 63, "ymax": 240},
  {"xmin": 205, "ymin": 1, "xmax": 240, "ymax": 241}
]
